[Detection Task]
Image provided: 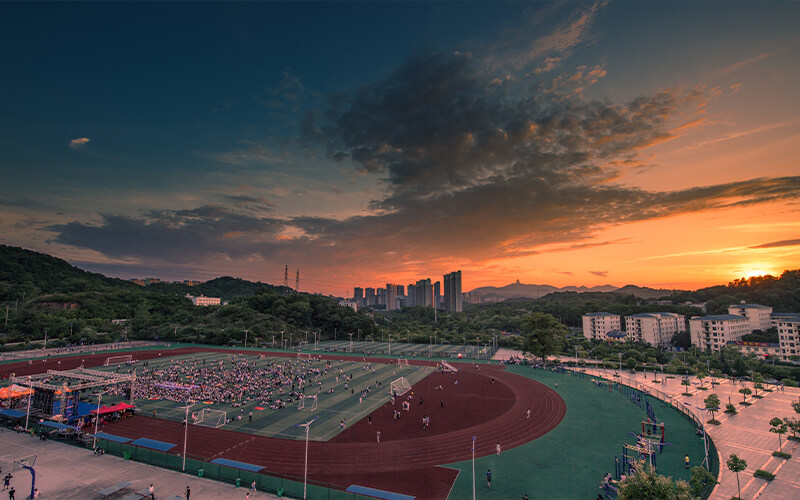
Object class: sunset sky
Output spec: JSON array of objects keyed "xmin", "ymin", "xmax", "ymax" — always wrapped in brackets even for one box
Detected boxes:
[{"xmin": 1, "ymin": 1, "xmax": 798, "ymax": 296}]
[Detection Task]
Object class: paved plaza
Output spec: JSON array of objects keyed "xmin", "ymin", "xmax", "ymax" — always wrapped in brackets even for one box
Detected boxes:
[{"xmin": 0, "ymin": 428, "xmax": 279, "ymax": 500}]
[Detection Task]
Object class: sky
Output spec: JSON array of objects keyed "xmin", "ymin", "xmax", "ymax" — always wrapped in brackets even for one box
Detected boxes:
[{"xmin": 1, "ymin": 1, "xmax": 799, "ymax": 297}]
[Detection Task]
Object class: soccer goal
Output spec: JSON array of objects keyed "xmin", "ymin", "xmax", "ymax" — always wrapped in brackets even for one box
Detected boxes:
[
  {"xmin": 297, "ymin": 395, "xmax": 318, "ymax": 412},
  {"xmin": 390, "ymin": 377, "xmax": 412, "ymax": 396},
  {"xmin": 194, "ymin": 408, "xmax": 227, "ymax": 428},
  {"xmin": 297, "ymin": 352, "xmax": 313, "ymax": 360},
  {"xmin": 397, "ymin": 359, "xmax": 409, "ymax": 367},
  {"xmin": 104, "ymin": 354, "xmax": 132, "ymax": 366}
]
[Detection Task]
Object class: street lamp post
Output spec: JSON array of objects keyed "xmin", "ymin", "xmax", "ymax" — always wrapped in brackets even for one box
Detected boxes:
[
  {"xmin": 244, "ymin": 329, "xmax": 249, "ymax": 348},
  {"xmin": 575, "ymin": 345, "xmax": 579, "ymax": 370},
  {"xmin": 271, "ymin": 335, "xmax": 275, "ymax": 348},
  {"xmin": 389, "ymin": 334, "xmax": 392, "ymax": 356},
  {"xmin": 281, "ymin": 331, "xmax": 284, "ymax": 349},
  {"xmin": 349, "ymin": 333, "xmax": 353, "ymax": 353},
  {"xmin": 429, "ymin": 336, "xmax": 432, "ymax": 358},
  {"xmin": 24, "ymin": 376, "xmax": 33, "ymax": 432},
  {"xmin": 298, "ymin": 416, "xmax": 318, "ymax": 499},
  {"xmin": 178, "ymin": 401, "xmax": 197, "ymax": 471},
  {"xmin": 92, "ymin": 391, "xmax": 106, "ymax": 450},
  {"xmin": 618, "ymin": 353, "xmax": 623, "ymax": 373},
  {"xmin": 471, "ymin": 436, "xmax": 476, "ymax": 500}
]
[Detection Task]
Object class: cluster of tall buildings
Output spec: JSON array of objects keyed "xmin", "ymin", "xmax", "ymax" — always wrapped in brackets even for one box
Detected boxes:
[{"xmin": 351, "ymin": 271, "xmax": 463, "ymax": 312}]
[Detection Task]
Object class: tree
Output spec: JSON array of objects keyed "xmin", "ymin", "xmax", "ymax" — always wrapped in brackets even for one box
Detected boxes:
[
  {"xmin": 520, "ymin": 312, "xmax": 568, "ymax": 361},
  {"xmin": 739, "ymin": 387, "xmax": 752, "ymax": 404},
  {"xmin": 752, "ymin": 372, "xmax": 764, "ymax": 397},
  {"xmin": 726, "ymin": 454, "xmax": 747, "ymax": 499},
  {"xmin": 681, "ymin": 377, "xmax": 692, "ymax": 396},
  {"xmin": 617, "ymin": 461, "xmax": 697, "ymax": 500},
  {"xmin": 704, "ymin": 394, "xmax": 721, "ymax": 424},
  {"xmin": 769, "ymin": 417, "xmax": 787, "ymax": 452},
  {"xmin": 695, "ymin": 366, "xmax": 707, "ymax": 388},
  {"xmin": 688, "ymin": 466, "xmax": 716, "ymax": 498},
  {"xmin": 784, "ymin": 417, "xmax": 800, "ymax": 440}
]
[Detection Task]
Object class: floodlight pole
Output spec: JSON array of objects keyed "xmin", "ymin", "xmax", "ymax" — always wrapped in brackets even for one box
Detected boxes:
[
  {"xmin": 179, "ymin": 401, "xmax": 198, "ymax": 471},
  {"xmin": 92, "ymin": 391, "xmax": 105, "ymax": 449},
  {"xmin": 388, "ymin": 334, "xmax": 392, "ymax": 355},
  {"xmin": 349, "ymin": 333, "xmax": 353, "ymax": 353},
  {"xmin": 244, "ymin": 329, "xmax": 249, "ymax": 348},
  {"xmin": 471, "ymin": 436, "xmax": 476, "ymax": 500},
  {"xmin": 24, "ymin": 376, "xmax": 32, "ymax": 432},
  {"xmin": 298, "ymin": 416, "xmax": 318, "ymax": 499}
]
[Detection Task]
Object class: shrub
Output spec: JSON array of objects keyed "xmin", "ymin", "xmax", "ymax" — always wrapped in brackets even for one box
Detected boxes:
[{"xmin": 754, "ymin": 469, "xmax": 775, "ymax": 481}]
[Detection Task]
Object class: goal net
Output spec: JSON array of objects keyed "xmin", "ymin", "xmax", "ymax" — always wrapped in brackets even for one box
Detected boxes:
[
  {"xmin": 104, "ymin": 355, "xmax": 132, "ymax": 366},
  {"xmin": 297, "ymin": 395, "xmax": 318, "ymax": 412},
  {"xmin": 194, "ymin": 408, "xmax": 227, "ymax": 428},
  {"xmin": 440, "ymin": 361, "xmax": 458, "ymax": 373},
  {"xmin": 297, "ymin": 353, "xmax": 313, "ymax": 360},
  {"xmin": 397, "ymin": 359, "xmax": 409, "ymax": 366},
  {"xmin": 390, "ymin": 377, "xmax": 412, "ymax": 397}
]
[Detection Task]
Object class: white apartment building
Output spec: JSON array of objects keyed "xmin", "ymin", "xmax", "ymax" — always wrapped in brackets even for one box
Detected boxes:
[
  {"xmin": 582, "ymin": 312, "xmax": 622, "ymax": 340},
  {"xmin": 339, "ymin": 300, "xmax": 358, "ymax": 312},
  {"xmin": 185, "ymin": 294, "xmax": 221, "ymax": 306},
  {"xmin": 625, "ymin": 312, "xmax": 685, "ymax": 347},
  {"xmin": 690, "ymin": 314, "xmax": 750, "ymax": 352},
  {"xmin": 728, "ymin": 302, "xmax": 773, "ymax": 332},
  {"xmin": 772, "ymin": 312, "xmax": 800, "ymax": 361}
]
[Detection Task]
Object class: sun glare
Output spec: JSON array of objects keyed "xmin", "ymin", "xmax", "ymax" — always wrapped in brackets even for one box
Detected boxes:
[{"xmin": 742, "ymin": 268, "xmax": 773, "ymax": 279}]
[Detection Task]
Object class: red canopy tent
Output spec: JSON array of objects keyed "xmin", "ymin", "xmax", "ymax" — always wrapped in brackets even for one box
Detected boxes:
[{"xmin": 90, "ymin": 402, "xmax": 136, "ymax": 415}]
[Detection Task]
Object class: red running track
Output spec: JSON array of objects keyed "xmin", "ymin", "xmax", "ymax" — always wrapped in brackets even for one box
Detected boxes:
[{"xmin": 2, "ymin": 348, "xmax": 565, "ymax": 499}]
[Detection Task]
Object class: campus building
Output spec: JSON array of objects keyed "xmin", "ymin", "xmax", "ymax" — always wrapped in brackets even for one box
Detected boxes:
[
  {"xmin": 726, "ymin": 340, "xmax": 782, "ymax": 360},
  {"xmin": 582, "ymin": 312, "xmax": 622, "ymax": 340},
  {"xmin": 625, "ymin": 312, "xmax": 686, "ymax": 347},
  {"xmin": 728, "ymin": 302, "xmax": 773, "ymax": 332},
  {"xmin": 185, "ymin": 294, "xmax": 221, "ymax": 306},
  {"xmin": 339, "ymin": 300, "xmax": 358, "ymax": 312},
  {"xmin": 689, "ymin": 314, "xmax": 750, "ymax": 352},
  {"xmin": 772, "ymin": 312, "xmax": 800, "ymax": 361}
]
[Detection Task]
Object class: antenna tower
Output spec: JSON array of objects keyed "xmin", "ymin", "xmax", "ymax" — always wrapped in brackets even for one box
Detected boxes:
[
  {"xmin": 284, "ymin": 265, "xmax": 288, "ymax": 288},
  {"xmin": 296, "ymin": 269, "xmax": 300, "ymax": 291}
]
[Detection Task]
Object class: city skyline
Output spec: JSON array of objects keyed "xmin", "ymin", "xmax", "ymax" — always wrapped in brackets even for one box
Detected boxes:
[{"xmin": 1, "ymin": 2, "xmax": 799, "ymax": 297}]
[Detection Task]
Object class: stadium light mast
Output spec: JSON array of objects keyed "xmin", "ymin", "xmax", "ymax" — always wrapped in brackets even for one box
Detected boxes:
[
  {"xmin": 349, "ymin": 332, "xmax": 353, "ymax": 353},
  {"xmin": 92, "ymin": 390, "xmax": 107, "ymax": 450},
  {"xmin": 244, "ymin": 329, "xmax": 249, "ymax": 348},
  {"xmin": 298, "ymin": 416, "xmax": 318, "ymax": 499},
  {"xmin": 388, "ymin": 334, "xmax": 392, "ymax": 355},
  {"xmin": 178, "ymin": 401, "xmax": 198, "ymax": 471}
]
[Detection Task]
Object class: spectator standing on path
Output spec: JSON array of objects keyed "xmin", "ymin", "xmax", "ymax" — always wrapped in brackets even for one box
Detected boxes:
[
  {"xmin": 2, "ymin": 474, "xmax": 11, "ymax": 490},
  {"xmin": 185, "ymin": 486, "xmax": 190, "ymax": 499},
  {"xmin": 486, "ymin": 469, "xmax": 492, "ymax": 488},
  {"xmin": 8, "ymin": 486, "xmax": 15, "ymax": 500},
  {"xmin": 251, "ymin": 480, "xmax": 256, "ymax": 491},
  {"xmin": 148, "ymin": 484, "xmax": 154, "ymax": 499}
]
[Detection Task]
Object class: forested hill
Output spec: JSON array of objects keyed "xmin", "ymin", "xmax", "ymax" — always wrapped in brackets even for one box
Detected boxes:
[
  {"xmin": 148, "ymin": 277, "xmax": 287, "ymax": 302},
  {"xmin": 0, "ymin": 244, "xmax": 137, "ymax": 300}
]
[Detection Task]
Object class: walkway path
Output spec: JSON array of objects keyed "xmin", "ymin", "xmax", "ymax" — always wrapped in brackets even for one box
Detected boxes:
[{"xmin": 580, "ymin": 366, "xmax": 800, "ymax": 500}]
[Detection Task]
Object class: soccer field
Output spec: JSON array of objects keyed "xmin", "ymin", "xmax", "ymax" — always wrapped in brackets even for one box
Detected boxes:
[{"xmin": 96, "ymin": 351, "xmax": 432, "ymax": 441}]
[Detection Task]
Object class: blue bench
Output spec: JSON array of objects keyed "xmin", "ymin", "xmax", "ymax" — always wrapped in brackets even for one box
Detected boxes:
[
  {"xmin": 98, "ymin": 481, "xmax": 133, "ymax": 497},
  {"xmin": 346, "ymin": 485, "xmax": 415, "ymax": 500}
]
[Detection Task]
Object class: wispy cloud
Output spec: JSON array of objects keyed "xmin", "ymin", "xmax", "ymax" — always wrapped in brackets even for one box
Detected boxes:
[
  {"xmin": 69, "ymin": 137, "xmax": 90, "ymax": 150},
  {"xmin": 749, "ymin": 238, "xmax": 800, "ymax": 249},
  {"xmin": 718, "ymin": 52, "xmax": 772, "ymax": 75},
  {"xmin": 589, "ymin": 270, "xmax": 608, "ymax": 277}
]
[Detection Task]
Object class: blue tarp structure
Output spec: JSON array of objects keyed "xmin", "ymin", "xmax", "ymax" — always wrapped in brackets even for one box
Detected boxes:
[
  {"xmin": 346, "ymin": 485, "xmax": 415, "ymax": 500},
  {"xmin": 94, "ymin": 432, "xmax": 132, "ymax": 443},
  {"xmin": 53, "ymin": 401, "xmax": 97, "ymax": 418},
  {"xmin": 130, "ymin": 437, "xmax": 176, "ymax": 451},
  {"xmin": 39, "ymin": 420, "xmax": 76, "ymax": 430},
  {"xmin": 210, "ymin": 458, "xmax": 264, "ymax": 472},
  {"xmin": 0, "ymin": 408, "xmax": 27, "ymax": 418}
]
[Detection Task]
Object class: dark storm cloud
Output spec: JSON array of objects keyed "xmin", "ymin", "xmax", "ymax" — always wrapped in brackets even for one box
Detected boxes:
[{"xmin": 49, "ymin": 206, "xmax": 286, "ymax": 264}]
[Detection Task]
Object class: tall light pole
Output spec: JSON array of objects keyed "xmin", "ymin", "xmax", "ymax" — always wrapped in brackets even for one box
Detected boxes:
[
  {"xmin": 92, "ymin": 391, "xmax": 106, "ymax": 450},
  {"xmin": 388, "ymin": 334, "xmax": 392, "ymax": 356},
  {"xmin": 298, "ymin": 416, "xmax": 318, "ymax": 499},
  {"xmin": 272, "ymin": 335, "xmax": 275, "ymax": 348},
  {"xmin": 24, "ymin": 376, "xmax": 33, "ymax": 432},
  {"xmin": 429, "ymin": 336, "xmax": 432, "ymax": 358},
  {"xmin": 281, "ymin": 331, "xmax": 284, "ymax": 349},
  {"xmin": 178, "ymin": 401, "xmax": 197, "ymax": 471},
  {"xmin": 618, "ymin": 352, "xmax": 623, "ymax": 373},
  {"xmin": 349, "ymin": 333, "xmax": 353, "ymax": 353},
  {"xmin": 244, "ymin": 329, "xmax": 249, "ymax": 348},
  {"xmin": 471, "ymin": 436, "xmax": 476, "ymax": 500},
  {"xmin": 575, "ymin": 345, "xmax": 579, "ymax": 369}
]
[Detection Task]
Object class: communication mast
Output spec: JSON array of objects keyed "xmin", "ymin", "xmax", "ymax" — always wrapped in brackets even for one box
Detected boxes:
[
  {"xmin": 296, "ymin": 269, "xmax": 300, "ymax": 291},
  {"xmin": 284, "ymin": 265, "xmax": 289, "ymax": 288}
]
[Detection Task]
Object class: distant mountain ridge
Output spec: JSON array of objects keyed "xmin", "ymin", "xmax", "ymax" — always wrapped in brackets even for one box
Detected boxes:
[{"xmin": 470, "ymin": 280, "xmax": 680, "ymax": 300}]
